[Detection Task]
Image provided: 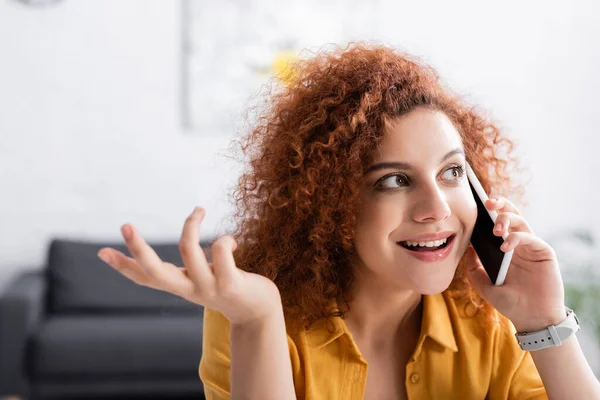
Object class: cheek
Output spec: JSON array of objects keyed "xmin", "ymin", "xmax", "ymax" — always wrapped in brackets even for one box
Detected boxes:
[
  {"xmin": 353, "ymin": 207, "xmax": 402, "ymax": 255},
  {"xmin": 357, "ymin": 202, "xmax": 402, "ymax": 232}
]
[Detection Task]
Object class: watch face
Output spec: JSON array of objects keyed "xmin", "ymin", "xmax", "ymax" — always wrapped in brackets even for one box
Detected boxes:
[{"xmin": 566, "ymin": 307, "xmax": 579, "ymax": 326}]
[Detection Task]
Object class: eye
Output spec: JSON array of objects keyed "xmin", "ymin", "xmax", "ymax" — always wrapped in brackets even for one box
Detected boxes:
[
  {"xmin": 376, "ymin": 173, "xmax": 409, "ymax": 190},
  {"xmin": 442, "ymin": 165, "xmax": 466, "ymax": 182},
  {"xmin": 374, "ymin": 164, "xmax": 465, "ymax": 190}
]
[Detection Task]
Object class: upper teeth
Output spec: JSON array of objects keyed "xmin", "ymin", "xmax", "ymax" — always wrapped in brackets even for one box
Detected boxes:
[{"xmin": 403, "ymin": 237, "xmax": 448, "ymax": 247}]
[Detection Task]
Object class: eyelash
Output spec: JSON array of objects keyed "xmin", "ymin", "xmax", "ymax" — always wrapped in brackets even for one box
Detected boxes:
[{"xmin": 374, "ymin": 164, "xmax": 466, "ymax": 191}]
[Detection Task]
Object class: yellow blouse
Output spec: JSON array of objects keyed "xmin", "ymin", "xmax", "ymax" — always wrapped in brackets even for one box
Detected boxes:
[{"xmin": 199, "ymin": 291, "xmax": 548, "ymax": 399}]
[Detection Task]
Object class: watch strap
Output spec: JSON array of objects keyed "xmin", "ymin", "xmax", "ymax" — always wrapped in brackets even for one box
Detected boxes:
[{"xmin": 515, "ymin": 307, "xmax": 580, "ymax": 351}]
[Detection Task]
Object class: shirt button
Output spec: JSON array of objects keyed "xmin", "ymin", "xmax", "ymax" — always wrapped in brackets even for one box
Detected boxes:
[{"xmin": 410, "ymin": 373, "xmax": 420, "ymax": 384}]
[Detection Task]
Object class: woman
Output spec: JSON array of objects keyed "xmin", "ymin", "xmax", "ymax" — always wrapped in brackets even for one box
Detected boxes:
[{"xmin": 97, "ymin": 43, "xmax": 600, "ymax": 399}]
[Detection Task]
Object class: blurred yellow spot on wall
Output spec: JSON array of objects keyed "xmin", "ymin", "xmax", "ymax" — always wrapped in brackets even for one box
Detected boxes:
[{"xmin": 271, "ymin": 51, "xmax": 298, "ymax": 86}]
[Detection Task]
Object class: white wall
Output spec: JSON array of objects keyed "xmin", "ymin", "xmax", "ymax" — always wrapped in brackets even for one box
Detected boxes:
[
  {"xmin": 0, "ymin": 0, "xmax": 598, "ymax": 292},
  {"xmin": 0, "ymin": 0, "xmax": 244, "ymax": 293}
]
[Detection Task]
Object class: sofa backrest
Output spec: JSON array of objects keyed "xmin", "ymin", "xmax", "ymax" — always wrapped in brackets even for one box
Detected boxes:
[{"xmin": 46, "ymin": 238, "xmax": 214, "ymax": 315}]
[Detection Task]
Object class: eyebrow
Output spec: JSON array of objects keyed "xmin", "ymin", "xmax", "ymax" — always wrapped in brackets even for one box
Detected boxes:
[{"xmin": 365, "ymin": 148, "xmax": 465, "ymax": 175}]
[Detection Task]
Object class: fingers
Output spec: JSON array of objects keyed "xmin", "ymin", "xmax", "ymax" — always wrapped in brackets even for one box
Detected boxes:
[
  {"xmin": 485, "ymin": 196, "xmax": 522, "ymax": 216},
  {"xmin": 210, "ymin": 235, "xmax": 239, "ymax": 291},
  {"xmin": 117, "ymin": 224, "xmax": 195, "ymax": 296},
  {"xmin": 179, "ymin": 207, "xmax": 214, "ymax": 289},
  {"xmin": 500, "ymin": 231, "xmax": 556, "ymax": 259},
  {"xmin": 99, "ymin": 209, "xmax": 240, "ymax": 303},
  {"xmin": 120, "ymin": 224, "xmax": 164, "ymax": 273},
  {"xmin": 98, "ymin": 248, "xmax": 162, "ymax": 291},
  {"xmin": 492, "ymin": 211, "xmax": 534, "ymax": 237},
  {"xmin": 486, "ymin": 196, "xmax": 533, "ymax": 238},
  {"xmin": 98, "ymin": 249, "xmax": 149, "ymax": 285}
]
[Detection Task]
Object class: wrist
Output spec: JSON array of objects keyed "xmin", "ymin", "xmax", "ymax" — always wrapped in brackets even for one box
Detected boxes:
[
  {"xmin": 512, "ymin": 313, "xmax": 566, "ymax": 333},
  {"xmin": 230, "ymin": 303, "xmax": 285, "ymax": 330},
  {"xmin": 511, "ymin": 305, "xmax": 568, "ymax": 333},
  {"xmin": 514, "ymin": 307, "xmax": 580, "ymax": 352}
]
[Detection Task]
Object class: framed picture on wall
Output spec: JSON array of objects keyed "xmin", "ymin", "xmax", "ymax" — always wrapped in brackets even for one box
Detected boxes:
[{"xmin": 180, "ymin": 0, "xmax": 381, "ymax": 135}]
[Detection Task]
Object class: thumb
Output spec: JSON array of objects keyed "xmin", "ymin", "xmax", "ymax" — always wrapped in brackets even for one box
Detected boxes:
[{"xmin": 465, "ymin": 247, "xmax": 493, "ymax": 298}]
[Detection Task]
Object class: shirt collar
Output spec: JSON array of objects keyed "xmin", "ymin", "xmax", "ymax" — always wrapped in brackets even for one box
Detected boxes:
[
  {"xmin": 305, "ymin": 292, "xmax": 458, "ymax": 353},
  {"xmin": 305, "ymin": 302, "xmax": 346, "ymax": 349},
  {"xmin": 420, "ymin": 291, "xmax": 458, "ymax": 352}
]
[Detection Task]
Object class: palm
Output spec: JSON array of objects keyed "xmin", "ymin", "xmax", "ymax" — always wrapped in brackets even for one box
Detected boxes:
[
  {"xmin": 467, "ymin": 197, "xmax": 567, "ymax": 331},
  {"xmin": 203, "ymin": 265, "xmax": 281, "ymax": 324},
  {"xmin": 97, "ymin": 208, "xmax": 284, "ymax": 326},
  {"xmin": 494, "ymin": 247, "xmax": 564, "ymax": 322}
]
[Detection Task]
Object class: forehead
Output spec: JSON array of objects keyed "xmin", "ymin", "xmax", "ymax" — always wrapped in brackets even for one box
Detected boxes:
[{"xmin": 372, "ymin": 108, "xmax": 464, "ymax": 163}]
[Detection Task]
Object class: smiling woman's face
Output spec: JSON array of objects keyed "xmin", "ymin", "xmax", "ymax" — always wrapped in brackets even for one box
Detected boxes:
[{"xmin": 353, "ymin": 107, "xmax": 478, "ymax": 294}]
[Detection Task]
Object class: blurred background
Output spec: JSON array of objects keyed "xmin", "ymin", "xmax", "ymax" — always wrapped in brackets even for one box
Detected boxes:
[{"xmin": 0, "ymin": 0, "xmax": 599, "ymax": 398}]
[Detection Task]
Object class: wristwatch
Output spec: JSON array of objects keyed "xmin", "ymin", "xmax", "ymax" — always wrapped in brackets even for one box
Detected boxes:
[{"xmin": 515, "ymin": 307, "xmax": 580, "ymax": 351}]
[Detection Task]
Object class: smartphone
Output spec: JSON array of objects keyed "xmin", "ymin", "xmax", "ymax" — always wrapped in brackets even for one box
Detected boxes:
[{"xmin": 465, "ymin": 162, "xmax": 513, "ymax": 286}]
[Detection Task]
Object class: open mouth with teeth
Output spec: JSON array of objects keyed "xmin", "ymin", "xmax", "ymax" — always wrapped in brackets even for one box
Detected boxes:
[{"xmin": 397, "ymin": 234, "xmax": 456, "ymax": 252}]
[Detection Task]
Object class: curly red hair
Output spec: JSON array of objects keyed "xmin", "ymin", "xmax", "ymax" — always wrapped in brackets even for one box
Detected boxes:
[{"xmin": 222, "ymin": 42, "xmax": 527, "ymax": 335}]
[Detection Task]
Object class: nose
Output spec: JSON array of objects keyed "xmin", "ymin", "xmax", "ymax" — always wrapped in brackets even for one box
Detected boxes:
[{"xmin": 411, "ymin": 181, "xmax": 452, "ymax": 223}]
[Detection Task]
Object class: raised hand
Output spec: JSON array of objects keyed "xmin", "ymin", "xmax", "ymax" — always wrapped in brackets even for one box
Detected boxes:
[
  {"xmin": 465, "ymin": 197, "xmax": 566, "ymax": 333},
  {"xmin": 96, "ymin": 207, "xmax": 282, "ymax": 326}
]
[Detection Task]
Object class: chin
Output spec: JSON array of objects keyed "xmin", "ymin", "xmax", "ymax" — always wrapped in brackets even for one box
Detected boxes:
[
  {"xmin": 416, "ymin": 285, "xmax": 450, "ymax": 295},
  {"xmin": 408, "ymin": 270, "xmax": 455, "ymax": 295}
]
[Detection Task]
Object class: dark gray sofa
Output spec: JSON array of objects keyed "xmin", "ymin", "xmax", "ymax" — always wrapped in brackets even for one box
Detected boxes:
[{"xmin": 0, "ymin": 238, "xmax": 213, "ymax": 399}]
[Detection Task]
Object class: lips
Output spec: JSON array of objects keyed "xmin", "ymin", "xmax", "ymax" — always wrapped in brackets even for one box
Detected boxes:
[
  {"xmin": 399, "ymin": 231, "xmax": 456, "ymax": 242},
  {"xmin": 397, "ymin": 233, "xmax": 457, "ymax": 262},
  {"xmin": 397, "ymin": 233, "xmax": 456, "ymax": 250}
]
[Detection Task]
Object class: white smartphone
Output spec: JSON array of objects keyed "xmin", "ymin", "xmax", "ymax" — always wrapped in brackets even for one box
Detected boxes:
[{"xmin": 465, "ymin": 162, "xmax": 513, "ymax": 286}]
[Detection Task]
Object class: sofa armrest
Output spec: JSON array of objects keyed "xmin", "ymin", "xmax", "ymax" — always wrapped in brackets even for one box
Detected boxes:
[{"xmin": 0, "ymin": 270, "xmax": 47, "ymax": 397}]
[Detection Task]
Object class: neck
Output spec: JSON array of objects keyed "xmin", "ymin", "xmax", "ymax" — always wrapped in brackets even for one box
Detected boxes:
[{"xmin": 344, "ymin": 264, "xmax": 423, "ymax": 348}]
